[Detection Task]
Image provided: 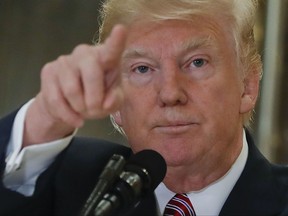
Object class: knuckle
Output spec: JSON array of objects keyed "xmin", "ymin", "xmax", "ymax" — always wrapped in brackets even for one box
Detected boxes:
[
  {"xmin": 57, "ymin": 55, "xmax": 68, "ymax": 63},
  {"xmin": 40, "ymin": 55, "xmax": 69, "ymax": 81},
  {"xmin": 56, "ymin": 55, "xmax": 71, "ymax": 67},
  {"xmin": 72, "ymin": 44, "xmax": 91, "ymax": 54},
  {"xmin": 41, "ymin": 62, "xmax": 55, "ymax": 80}
]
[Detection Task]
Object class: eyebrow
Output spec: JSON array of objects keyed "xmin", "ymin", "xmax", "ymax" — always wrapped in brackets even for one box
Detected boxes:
[
  {"xmin": 122, "ymin": 48, "xmax": 150, "ymax": 59},
  {"xmin": 122, "ymin": 35, "xmax": 215, "ymax": 59}
]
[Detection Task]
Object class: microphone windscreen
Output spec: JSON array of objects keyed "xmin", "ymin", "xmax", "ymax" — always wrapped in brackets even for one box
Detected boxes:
[{"xmin": 126, "ymin": 149, "xmax": 167, "ymax": 191}]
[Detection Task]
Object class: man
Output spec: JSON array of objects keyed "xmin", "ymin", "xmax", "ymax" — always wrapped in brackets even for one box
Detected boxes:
[{"xmin": 1, "ymin": 0, "xmax": 288, "ymax": 215}]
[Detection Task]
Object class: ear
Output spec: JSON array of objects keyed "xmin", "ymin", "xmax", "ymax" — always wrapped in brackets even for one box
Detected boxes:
[
  {"xmin": 240, "ymin": 73, "xmax": 260, "ymax": 114},
  {"xmin": 112, "ymin": 111, "xmax": 123, "ymax": 126}
]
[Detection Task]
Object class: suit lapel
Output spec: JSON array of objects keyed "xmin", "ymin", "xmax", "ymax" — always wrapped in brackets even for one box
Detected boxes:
[{"xmin": 219, "ymin": 132, "xmax": 285, "ymax": 216}]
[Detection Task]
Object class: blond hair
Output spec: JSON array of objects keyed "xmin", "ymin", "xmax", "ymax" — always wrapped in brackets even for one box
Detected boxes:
[{"xmin": 97, "ymin": 0, "xmax": 262, "ymax": 127}]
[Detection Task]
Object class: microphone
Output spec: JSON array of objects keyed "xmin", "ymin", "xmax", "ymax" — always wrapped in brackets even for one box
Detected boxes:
[
  {"xmin": 94, "ymin": 149, "xmax": 167, "ymax": 216},
  {"xmin": 80, "ymin": 154, "xmax": 126, "ymax": 216}
]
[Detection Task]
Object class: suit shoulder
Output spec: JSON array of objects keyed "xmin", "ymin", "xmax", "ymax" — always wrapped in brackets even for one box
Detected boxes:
[
  {"xmin": 271, "ymin": 163, "xmax": 288, "ymax": 184},
  {"xmin": 55, "ymin": 136, "xmax": 131, "ymax": 182},
  {"xmin": 53, "ymin": 136, "xmax": 131, "ymax": 215},
  {"xmin": 62, "ymin": 136, "xmax": 131, "ymax": 165}
]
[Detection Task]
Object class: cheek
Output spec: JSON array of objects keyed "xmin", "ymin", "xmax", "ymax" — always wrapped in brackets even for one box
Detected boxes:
[
  {"xmin": 119, "ymin": 85, "xmax": 154, "ymax": 130},
  {"xmin": 198, "ymin": 78, "xmax": 242, "ymax": 122}
]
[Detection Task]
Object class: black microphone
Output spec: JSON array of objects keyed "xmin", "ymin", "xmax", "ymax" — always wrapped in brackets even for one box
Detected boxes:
[
  {"xmin": 80, "ymin": 154, "xmax": 126, "ymax": 216},
  {"xmin": 94, "ymin": 149, "xmax": 167, "ymax": 216}
]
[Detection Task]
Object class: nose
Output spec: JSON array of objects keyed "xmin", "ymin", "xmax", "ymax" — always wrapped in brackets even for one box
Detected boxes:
[{"xmin": 157, "ymin": 66, "xmax": 188, "ymax": 107}]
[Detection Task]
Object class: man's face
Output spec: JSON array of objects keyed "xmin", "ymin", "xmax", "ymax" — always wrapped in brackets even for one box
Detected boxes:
[{"xmin": 114, "ymin": 18, "xmax": 256, "ymax": 167}]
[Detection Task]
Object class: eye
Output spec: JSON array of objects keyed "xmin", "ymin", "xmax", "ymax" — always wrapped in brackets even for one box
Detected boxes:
[
  {"xmin": 192, "ymin": 58, "xmax": 206, "ymax": 68},
  {"xmin": 134, "ymin": 65, "xmax": 150, "ymax": 74}
]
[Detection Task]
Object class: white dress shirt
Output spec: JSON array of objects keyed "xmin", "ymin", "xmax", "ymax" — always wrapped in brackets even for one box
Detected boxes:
[
  {"xmin": 3, "ymin": 100, "xmax": 74, "ymax": 196},
  {"xmin": 4, "ymin": 101, "xmax": 248, "ymax": 215}
]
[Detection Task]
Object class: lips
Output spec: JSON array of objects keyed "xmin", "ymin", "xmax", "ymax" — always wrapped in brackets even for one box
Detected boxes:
[{"xmin": 153, "ymin": 121, "xmax": 199, "ymax": 134}]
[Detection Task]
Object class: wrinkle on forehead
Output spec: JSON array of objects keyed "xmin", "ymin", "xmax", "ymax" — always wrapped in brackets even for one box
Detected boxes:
[
  {"xmin": 123, "ymin": 35, "xmax": 217, "ymax": 60},
  {"xmin": 122, "ymin": 18, "xmax": 230, "ymax": 60},
  {"xmin": 176, "ymin": 35, "xmax": 218, "ymax": 54}
]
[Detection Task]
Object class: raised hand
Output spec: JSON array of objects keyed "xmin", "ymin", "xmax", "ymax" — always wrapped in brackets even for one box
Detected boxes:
[{"xmin": 24, "ymin": 25, "xmax": 127, "ymax": 146}]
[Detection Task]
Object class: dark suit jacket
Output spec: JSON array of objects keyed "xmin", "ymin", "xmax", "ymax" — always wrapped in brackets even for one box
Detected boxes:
[{"xmin": 0, "ymin": 110, "xmax": 288, "ymax": 216}]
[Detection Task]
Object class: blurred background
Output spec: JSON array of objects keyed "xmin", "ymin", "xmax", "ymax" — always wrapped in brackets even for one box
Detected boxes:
[{"xmin": 0, "ymin": 0, "xmax": 287, "ymax": 163}]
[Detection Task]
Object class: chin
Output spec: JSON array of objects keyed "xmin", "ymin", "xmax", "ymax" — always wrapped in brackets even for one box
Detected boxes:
[{"xmin": 160, "ymin": 150, "xmax": 190, "ymax": 167}]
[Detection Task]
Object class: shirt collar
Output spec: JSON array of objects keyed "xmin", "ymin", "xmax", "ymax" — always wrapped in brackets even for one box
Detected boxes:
[{"xmin": 155, "ymin": 130, "xmax": 249, "ymax": 215}]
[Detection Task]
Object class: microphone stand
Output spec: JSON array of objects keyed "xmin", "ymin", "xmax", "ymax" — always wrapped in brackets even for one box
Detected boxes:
[{"xmin": 80, "ymin": 154, "xmax": 126, "ymax": 216}]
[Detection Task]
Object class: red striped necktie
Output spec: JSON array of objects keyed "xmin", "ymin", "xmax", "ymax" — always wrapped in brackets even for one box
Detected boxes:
[{"xmin": 163, "ymin": 193, "xmax": 196, "ymax": 216}]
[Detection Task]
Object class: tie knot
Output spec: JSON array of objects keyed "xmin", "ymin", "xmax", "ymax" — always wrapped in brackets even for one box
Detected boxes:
[{"xmin": 163, "ymin": 193, "xmax": 196, "ymax": 216}]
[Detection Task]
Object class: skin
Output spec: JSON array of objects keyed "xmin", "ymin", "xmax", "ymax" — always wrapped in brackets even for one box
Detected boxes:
[
  {"xmin": 114, "ymin": 18, "xmax": 259, "ymax": 192},
  {"xmin": 24, "ymin": 17, "xmax": 259, "ymax": 193}
]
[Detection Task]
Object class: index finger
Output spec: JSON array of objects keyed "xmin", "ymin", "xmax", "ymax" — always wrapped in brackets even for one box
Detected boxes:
[{"xmin": 99, "ymin": 24, "xmax": 128, "ymax": 68}]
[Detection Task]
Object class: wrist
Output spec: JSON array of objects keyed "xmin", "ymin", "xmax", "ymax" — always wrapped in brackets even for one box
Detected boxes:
[{"xmin": 23, "ymin": 95, "xmax": 75, "ymax": 147}]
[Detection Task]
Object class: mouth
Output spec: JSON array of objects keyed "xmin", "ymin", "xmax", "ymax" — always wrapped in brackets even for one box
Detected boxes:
[{"xmin": 154, "ymin": 122, "xmax": 199, "ymax": 134}]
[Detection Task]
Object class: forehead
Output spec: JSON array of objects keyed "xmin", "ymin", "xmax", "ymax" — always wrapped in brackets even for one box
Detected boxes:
[{"xmin": 123, "ymin": 18, "xmax": 234, "ymax": 58}]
